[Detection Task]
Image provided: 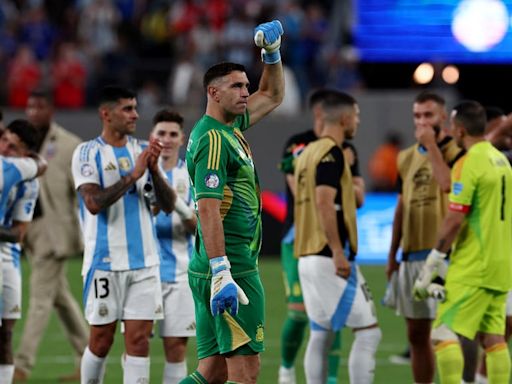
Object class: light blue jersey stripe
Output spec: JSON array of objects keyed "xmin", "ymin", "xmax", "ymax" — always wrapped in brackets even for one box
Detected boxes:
[
  {"xmin": 114, "ymin": 146, "xmax": 144, "ymax": 270},
  {"xmin": 331, "ymin": 263, "xmax": 358, "ymax": 331},
  {"xmin": 0, "ymin": 161, "xmax": 22, "ymax": 220}
]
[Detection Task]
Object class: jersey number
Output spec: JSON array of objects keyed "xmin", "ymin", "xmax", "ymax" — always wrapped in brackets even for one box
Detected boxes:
[
  {"xmin": 94, "ymin": 278, "xmax": 110, "ymax": 299},
  {"xmin": 500, "ymin": 175, "xmax": 506, "ymax": 221}
]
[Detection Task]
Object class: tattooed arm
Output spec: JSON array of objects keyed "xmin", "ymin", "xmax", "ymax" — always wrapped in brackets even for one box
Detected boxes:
[{"xmin": 79, "ymin": 150, "xmax": 150, "ymax": 215}]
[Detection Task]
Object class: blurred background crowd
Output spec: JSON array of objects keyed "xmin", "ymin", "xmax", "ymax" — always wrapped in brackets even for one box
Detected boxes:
[{"xmin": 0, "ymin": 0, "xmax": 359, "ymax": 110}]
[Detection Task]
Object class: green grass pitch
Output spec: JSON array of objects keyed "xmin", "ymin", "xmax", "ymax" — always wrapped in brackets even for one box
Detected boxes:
[{"xmin": 12, "ymin": 256, "xmax": 504, "ymax": 383}]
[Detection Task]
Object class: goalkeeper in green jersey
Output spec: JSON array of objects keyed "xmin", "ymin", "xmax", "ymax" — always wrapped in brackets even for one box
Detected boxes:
[{"xmin": 180, "ymin": 20, "xmax": 284, "ymax": 384}]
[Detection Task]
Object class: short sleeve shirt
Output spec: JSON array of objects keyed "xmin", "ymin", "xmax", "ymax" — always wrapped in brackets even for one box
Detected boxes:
[
  {"xmin": 447, "ymin": 141, "xmax": 512, "ymax": 291},
  {"xmin": 186, "ymin": 111, "xmax": 261, "ymax": 277}
]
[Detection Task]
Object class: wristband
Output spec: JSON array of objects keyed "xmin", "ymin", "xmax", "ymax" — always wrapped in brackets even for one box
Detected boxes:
[
  {"xmin": 209, "ymin": 256, "xmax": 230, "ymax": 274},
  {"xmin": 261, "ymin": 49, "xmax": 281, "ymax": 64}
]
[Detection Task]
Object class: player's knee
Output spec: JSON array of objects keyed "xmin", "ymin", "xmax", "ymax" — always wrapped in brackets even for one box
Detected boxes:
[
  {"xmin": 354, "ymin": 326, "xmax": 382, "ymax": 350},
  {"xmin": 244, "ymin": 356, "xmax": 260, "ymax": 384},
  {"xmin": 407, "ymin": 325, "xmax": 432, "ymax": 345},
  {"xmin": 126, "ymin": 332, "xmax": 150, "ymax": 356},
  {"xmin": 90, "ymin": 332, "xmax": 115, "ymax": 357},
  {"xmin": 431, "ymin": 324, "xmax": 458, "ymax": 345},
  {"xmin": 164, "ymin": 339, "xmax": 187, "ymax": 362}
]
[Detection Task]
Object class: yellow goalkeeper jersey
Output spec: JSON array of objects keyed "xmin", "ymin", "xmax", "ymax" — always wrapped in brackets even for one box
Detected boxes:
[{"xmin": 446, "ymin": 141, "xmax": 512, "ymax": 292}]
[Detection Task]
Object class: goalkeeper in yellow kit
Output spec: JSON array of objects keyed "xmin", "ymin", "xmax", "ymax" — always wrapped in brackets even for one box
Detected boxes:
[{"xmin": 414, "ymin": 100, "xmax": 512, "ymax": 384}]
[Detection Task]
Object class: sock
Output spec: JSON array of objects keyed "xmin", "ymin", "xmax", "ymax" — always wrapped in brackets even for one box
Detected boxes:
[
  {"xmin": 348, "ymin": 327, "xmax": 381, "ymax": 384},
  {"xmin": 278, "ymin": 366, "xmax": 296, "ymax": 384},
  {"xmin": 475, "ymin": 373, "xmax": 488, "ymax": 384},
  {"xmin": 326, "ymin": 331, "xmax": 342, "ymax": 383},
  {"xmin": 164, "ymin": 360, "xmax": 187, "ymax": 384},
  {"xmin": 280, "ymin": 309, "xmax": 308, "ymax": 368},
  {"xmin": 0, "ymin": 365, "xmax": 14, "ymax": 384},
  {"xmin": 81, "ymin": 346, "xmax": 106, "ymax": 384},
  {"xmin": 179, "ymin": 370, "xmax": 208, "ymax": 384},
  {"xmin": 123, "ymin": 355, "xmax": 150, "ymax": 384},
  {"xmin": 485, "ymin": 343, "xmax": 511, "ymax": 384},
  {"xmin": 304, "ymin": 329, "xmax": 335, "ymax": 384},
  {"xmin": 435, "ymin": 341, "xmax": 463, "ymax": 384}
]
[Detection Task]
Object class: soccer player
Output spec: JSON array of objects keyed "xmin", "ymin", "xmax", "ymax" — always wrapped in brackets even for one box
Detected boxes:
[
  {"xmin": 182, "ymin": 20, "xmax": 284, "ymax": 384},
  {"xmin": 294, "ymin": 90, "xmax": 381, "ymax": 384},
  {"xmin": 386, "ymin": 91, "xmax": 464, "ymax": 384},
  {"xmin": 278, "ymin": 89, "xmax": 364, "ymax": 384},
  {"xmin": 150, "ymin": 108, "xmax": 197, "ymax": 384},
  {"xmin": 71, "ymin": 86, "xmax": 176, "ymax": 384},
  {"xmin": 14, "ymin": 90, "xmax": 88, "ymax": 382},
  {"xmin": 0, "ymin": 120, "xmax": 41, "ymax": 384},
  {"xmin": 473, "ymin": 106, "xmax": 512, "ymax": 384},
  {"xmin": 413, "ymin": 100, "xmax": 512, "ymax": 384}
]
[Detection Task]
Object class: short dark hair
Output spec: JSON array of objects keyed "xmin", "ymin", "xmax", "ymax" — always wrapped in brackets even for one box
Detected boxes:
[
  {"xmin": 415, "ymin": 91, "xmax": 445, "ymax": 106},
  {"xmin": 99, "ymin": 85, "xmax": 136, "ymax": 105},
  {"xmin": 203, "ymin": 62, "xmax": 246, "ymax": 89},
  {"xmin": 6, "ymin": 119, "xmax": 39, "ymax": 151},
  {"xmin": 29, "ymin": 89, "xmax": 53, "ymax": 104},
  {"xmin": 452, "ymin": 100, "xmax": 486, "ymax": 137},
  {"xmin": 485, "ymin": 106, "xmax": 505, "ymax": 122},
  {"xmin": 152, "ymin": 108, "xmax": 184, "ymax": 128},
  {"xmin": 308, "ymin": 88, "xmax": 356, "ymax": 110}
]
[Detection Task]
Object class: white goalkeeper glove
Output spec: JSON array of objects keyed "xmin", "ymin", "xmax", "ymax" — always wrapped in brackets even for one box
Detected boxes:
[
  {"xmin": 413, "ymin": 249, "xmax": 447, "ymax": 301},
  {"xmin": 209, "ymin": 256, "xmax": 249, "ymax": 316},
  {"xmin": 254, "ymin": 20, "xmax": 284, "ymax": 64}
]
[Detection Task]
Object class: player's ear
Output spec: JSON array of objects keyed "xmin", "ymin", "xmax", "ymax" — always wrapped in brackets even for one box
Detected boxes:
[{"xmin": 207, "ymin": 85, "xmax": 219, "ymax": 101}]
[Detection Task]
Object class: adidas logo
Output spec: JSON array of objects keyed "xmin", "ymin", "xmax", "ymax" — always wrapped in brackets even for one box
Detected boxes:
[
  {"xmin": 104, "ymin": 162, "xmax": 117, "ymax": 171},
  {"xmin": 9, "ymin": 305, "xmax": 21, "ymax": 314},
  {"xmin": 186, "ymin": 322, "xmax": 196, "ymax": 331},
  {"xmin": 155, "ymin": 305, "xmax": 163, "ymax": 314}
]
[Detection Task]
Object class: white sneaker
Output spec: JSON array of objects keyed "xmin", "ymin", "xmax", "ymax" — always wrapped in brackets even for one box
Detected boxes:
[{"xmin": 278, "ymin": 366, "xmax": 296, "ymax": 384}]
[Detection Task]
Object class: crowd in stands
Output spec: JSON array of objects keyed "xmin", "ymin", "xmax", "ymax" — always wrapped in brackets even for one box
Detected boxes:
[{"xmin": 0, "ymin": 0, "xmax": 361, "ymax": 109}]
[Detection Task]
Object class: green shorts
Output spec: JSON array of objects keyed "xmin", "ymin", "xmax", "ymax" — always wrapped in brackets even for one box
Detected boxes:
[
  {"xmin": 189, "ymin": 272, "xmax": 265, "ymax": 359},
  {"xmin": 433, "ymin": 281, "xmax": 507, "ymax": 339},
  {"xmin": 281, "ymin": 242, "xmax": 303, "ymax": 304}
]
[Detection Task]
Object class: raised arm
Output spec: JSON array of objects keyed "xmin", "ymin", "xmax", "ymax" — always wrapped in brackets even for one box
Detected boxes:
[
  {"xmin": 416, "ymin": 126, "xmax": 451, "ymax": 192},
  {"xmin": 247, "ymin": 20, "xmax": 285, "ymax": 126}
]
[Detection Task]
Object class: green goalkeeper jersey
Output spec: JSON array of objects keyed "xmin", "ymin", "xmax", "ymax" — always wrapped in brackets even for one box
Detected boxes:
[
  {"xmin": 447, "ymin": 141, "xmax": 512, "ymax": 292},
  {"xmin": 186, "ymin": 111, "xmax": 261, "ymax": 278}
]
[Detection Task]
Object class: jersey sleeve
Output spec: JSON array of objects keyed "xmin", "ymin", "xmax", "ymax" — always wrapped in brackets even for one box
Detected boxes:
[
  {"xmin": 191, "ymin": 130, "xmax": 228, "ymax": 200},
  {"xmin": 71, "ymin": 142, "xmax": 100, "ymax": 189},
  {"xmin": 11, "ymin": 179, "xmax": 39, "ymax": 222},
  {"xmin": 449, "ymin": 155, "xmax": 475, "ymax": 213},
  {"xmin": 316, "ymin": 146, "xmax": 344, "ymax": 188},
  {"xmin": 6, "ymin": 157, "xmax": 38, "ymax": 181}
]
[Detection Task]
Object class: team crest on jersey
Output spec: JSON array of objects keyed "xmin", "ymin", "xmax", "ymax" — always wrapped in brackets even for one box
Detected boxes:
[
  {"xmin": 205, "ymin": 173, "xmax": 220, "ymax": 189},
  {"xmin": 255, "ymin": 324, "xmax": 264, "ymax": 342},
  {"xmin": 81, "ymin": 163, "xmax": 94, "ymax": 177},
  {"xmin": 176, "ymin": 179, "xmax": 187, "ymax": 196},
  {"xmin": 98, "ymin": 303, "xmax": 108, "ymax": 317},
  {"xmin": 452, "ymin": 181, "xmax": 463, "ymax": 195},
  {"xmin": 118, "ymin": 157, "xmax": 131, "ymax": 171}
]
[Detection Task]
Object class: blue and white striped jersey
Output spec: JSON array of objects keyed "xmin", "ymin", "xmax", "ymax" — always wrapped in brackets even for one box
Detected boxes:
[
  {"xmin": 0, "ymin": 178, "xmax": 39, "ymax": 267},
  {"xmin": 0, "ymin": 156, "xmax": 38, "ymax": 223},
  {"xmin": 71, "ymin": 136, "xmax": 160, "ymax": 276},
  {"xmin": 155, "ymin": 159, "xmax": 194, "ymax": 283}
]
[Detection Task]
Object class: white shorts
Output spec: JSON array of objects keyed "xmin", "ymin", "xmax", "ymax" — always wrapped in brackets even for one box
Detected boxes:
[
  {"xmin": 506, "ymin": 290, "xmax": 512, "ymax": 317},
  {"xmin": 2, "ymin": 263, "xmax": 21, "ymax": 319},
  {"xmin": 298, "ymin": 256, "xmax": 378, "ymax": 331},
  {"xmin": 397, "ymin": 260, "xmax": 437, "ymax": 320},
  {"xmin": 84, "ymin": 266, "xmax": 163, "ymax": 325},
  {"xmin": 158, "ymin": 281, "xmax": 196, "ymax": 338}
]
